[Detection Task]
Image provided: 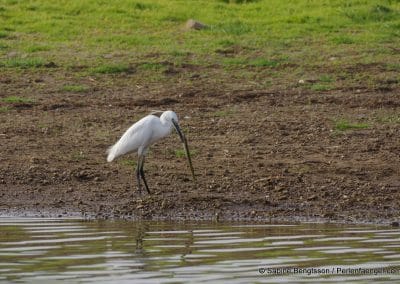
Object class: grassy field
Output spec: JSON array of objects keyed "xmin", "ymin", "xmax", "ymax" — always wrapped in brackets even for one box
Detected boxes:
[{"xmin": 0, "ymin": 0, "xmax": 399, "ymax": 78}]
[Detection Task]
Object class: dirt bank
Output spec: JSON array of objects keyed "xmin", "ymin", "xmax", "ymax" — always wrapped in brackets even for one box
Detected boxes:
[{"xmin": 0, "ymin": 66, "xmax": 399, "ymax": 224}]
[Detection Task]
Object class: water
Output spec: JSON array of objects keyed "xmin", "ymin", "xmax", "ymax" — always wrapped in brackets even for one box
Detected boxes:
[{"xmin": 1, "ymin": 218, "xmax": 400, "ymax": 283}]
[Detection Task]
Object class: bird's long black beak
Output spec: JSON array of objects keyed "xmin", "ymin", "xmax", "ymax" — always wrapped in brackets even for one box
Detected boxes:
[{"xmin": 172, "ymin": 119, "xmax": 196, "ymax": 182}]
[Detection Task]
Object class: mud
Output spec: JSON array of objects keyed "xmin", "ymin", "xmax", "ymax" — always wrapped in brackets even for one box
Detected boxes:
[{"xmin": 0, "ymin": 66, "xmax": 399, "ymax": 224}]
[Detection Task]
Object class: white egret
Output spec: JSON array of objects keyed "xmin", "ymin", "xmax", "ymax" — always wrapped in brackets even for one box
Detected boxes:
[{"xmin": 107, "ymin": 110, "xmax": 195, "ymax": 194}]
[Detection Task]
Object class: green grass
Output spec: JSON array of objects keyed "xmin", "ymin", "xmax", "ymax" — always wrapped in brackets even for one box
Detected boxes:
[
  {"xmin": 120, "ymin": 159, "xmax": 137, "ymax": 168},
  {"xmin": 0, "ymin": 106, "xmax": 10, "ymax": 112},
  {"xmin": 375, "ymin": 114, "xmax": 400, "ymax": 124},
  {"xmin": 138, "ymin": 62, "xmax": 166, "ymax": 71},
  {"xmin": 223, "ymin": 57, "xmax": 283, "ymax": 68},
  {"xmin": 61, "ymin": 84, "xmax": 89, "ymax": 93},
  {"xmin": 24, "ymin": 45, "xmax": 51, "ymax": 53},
  {"xmin": 0, "ymin": 57, "xmax": 45, "ymax": 68},
  {"xmin": 319, "ymin": 75, "xmax": 334, "ymax": 83},
  {"xmin": 0, "ymin": 31, "xmax": 8, "ymax": 39},
  {"xmin": 0, "ymin": 0, "xmax": 398, "ymax": 67},
  {"xmin": 218, "ymin": 0, "xmax": 260, "ymax": 3},
  {"xmin": 332, "ymin": 35, "xmax": 355, "ymax": 45},
  {"xmin": 0, "ymin": 0, "xmax": 398, "ymax": 91},
  {"xmin": 343, "ymin": 4, "xmax": 398, "ymax": 23},
  {"xmin": 2, "ymin": 96, "xmax": 34, "ymax": 104},
  {"xmin": 174, "ymin": 149, "xmax": 197, "ymax": 158},
  {"xmin": 386, "ymin": 63, "xmax": 400, "ymax": 71},
  {"xmin": 334, "ymin": 119, "xmax": 370, "ymax": 131},
  {"xmin": 90, "ymin": 64, "xmax": 132, "ymax": 74},
  {"xmin": 214, "ymin": 107, "xmax": 237, "ymax": 117},
  {"xmin": 248, "ymin": 58, "xmax": 281, "ymax": 68},
  {"xmin": 308, "ymin": 73, "xmax": 336, "ymax": 91},
  {"xmin": 311, "ymin": 83, "xmax": 332, "ymax": 92},
  {"xmin": 223, "ymin": 57, "xmax": 248, "ymax": 67},
  {"xmin": 0, "ymin": 43, "xmax": 8, "ymax": 50},
  {"xmin": 216, "ymin": 20, "xmax": 252, "ymax": 35}
]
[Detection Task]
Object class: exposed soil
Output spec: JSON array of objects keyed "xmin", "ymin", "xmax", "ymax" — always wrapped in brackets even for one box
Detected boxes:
[{"xmin": 0, "ymin": 64, "xmax": 399, "ymax": 224}]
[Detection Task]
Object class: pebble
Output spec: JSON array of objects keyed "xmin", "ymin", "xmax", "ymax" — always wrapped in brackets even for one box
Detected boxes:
[{"xmin": 185, "ymin": 19, "xmax": 208, "ymax": 30}]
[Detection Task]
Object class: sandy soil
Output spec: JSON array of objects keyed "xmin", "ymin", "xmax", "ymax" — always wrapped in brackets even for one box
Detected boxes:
[{"xmin": 0, "ymin": 65, "xmax": 399, "ymax": 224}]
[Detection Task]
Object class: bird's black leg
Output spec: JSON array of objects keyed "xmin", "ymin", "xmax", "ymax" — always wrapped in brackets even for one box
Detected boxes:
[
  {"xmin": 139, "ymin": 156, "xmax": 151, "ymax": 194},
  {"xmin": 136, "ymin": 155, "xmax": 143, "ymax": 195}
]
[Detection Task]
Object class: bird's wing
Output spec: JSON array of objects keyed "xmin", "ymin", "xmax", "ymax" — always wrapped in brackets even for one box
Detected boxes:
[
  {"xmin": 107, "ymin": 116, "xmax": 154, "ymax": 161},
  {"xmin": 149, "ymin": 110, "xmax": 164, "ymax": 117}
]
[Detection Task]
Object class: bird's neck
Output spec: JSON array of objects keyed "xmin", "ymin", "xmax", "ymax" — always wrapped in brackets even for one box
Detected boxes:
[
  {"xmin": 160, "ymin": 117, "xmax": 172, "ymax": 128},
  {"xmin": 159, "ymin": 119, "xmax": 173, "ymax": 135}
]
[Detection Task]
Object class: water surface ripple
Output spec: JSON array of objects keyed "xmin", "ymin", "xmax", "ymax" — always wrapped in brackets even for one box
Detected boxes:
[{"xmin": 1, "ymin": 218, "xmax": 400, "ymax": 283}]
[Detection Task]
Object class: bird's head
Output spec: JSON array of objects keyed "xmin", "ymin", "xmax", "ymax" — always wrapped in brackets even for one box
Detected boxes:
[
  {"xmin": 160, "ymin": 110, "xmax": 179, "ymax": 125},
  {"xmin": 161, "ymin": 110, "xmax": 196, "ymax": 182}
]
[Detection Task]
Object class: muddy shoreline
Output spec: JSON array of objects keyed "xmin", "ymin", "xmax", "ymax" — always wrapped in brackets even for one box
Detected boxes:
[{"xmin": 1, "ymin": 67, "xmax": 399, "ymax": 225}]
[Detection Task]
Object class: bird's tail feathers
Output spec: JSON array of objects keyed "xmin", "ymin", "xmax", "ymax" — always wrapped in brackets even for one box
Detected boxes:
[
  {"xmin": 107, "ymin": 125, "xmax": 137, "ymax": 162},
  {"xmin": 106, "ymin": 143, "xmax": 122, "ymax": 162}
]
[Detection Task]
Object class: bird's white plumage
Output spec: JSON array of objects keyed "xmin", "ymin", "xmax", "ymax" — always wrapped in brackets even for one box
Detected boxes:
[
  {"xmin": 107, "ymin": 110, "xmax": 195, "ymax": 193},
  {"xmin": 107, "ymin": 111, "xmax": 178, "ymax": 162}
]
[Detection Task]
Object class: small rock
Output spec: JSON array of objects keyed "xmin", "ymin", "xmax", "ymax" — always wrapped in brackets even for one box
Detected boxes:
[
  {"xmin": 181, "ymin": 176, "xmax": 190, "ymax": 182},
  {"xmin": 322, "ymin": 212, "xmax": 335, "ymax": 218},
  {"xmin": 28, "ymin": 165, "xmax": 39, "ymax": 172},
  {"xmin": 275, "ymin": 185, "xmax": 285, "ymax": 192},
  {"xmin": 7, "ymin": 51, "xmax": 18, "ymax": 58},
  {"xmin": 75, "ymin": 170, "xmax": 92, "ymax": 180},
  {"xmin": 298, "ymin": 79, "xmax": 305, "ymax": 84},
  {"xmin": 307, "ymin": 194, "xmax": 318, "ymax": 201},
  {"xmin": 214, "ymin": 212, "xmax": 220, "ymax": 222},
  {"xmin": 185, "ymin": 19, "xmax": 207, "ymax": 30},
  {"xmin": 30, "ymin": 157, "xmax": 40, "ymax": 164},
  {"xmin": 44, "ymin": 61, "xmax": 57, "ymax": 68}
]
